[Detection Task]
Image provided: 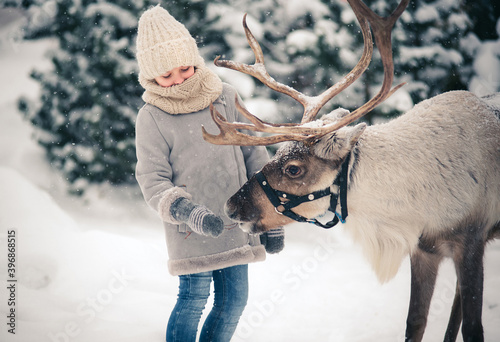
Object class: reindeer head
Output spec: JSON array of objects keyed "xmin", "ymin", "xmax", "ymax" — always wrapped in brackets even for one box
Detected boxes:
[
  {"xmin": 203, "ymin": 0, "xmax": 408, "ymax": 233},
  {"xmin": 226, "ymin": 122, "xmax": 367, "ymax": 233}
]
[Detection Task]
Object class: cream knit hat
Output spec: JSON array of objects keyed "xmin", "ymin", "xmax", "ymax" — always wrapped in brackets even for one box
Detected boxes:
[{"xmin": 136, "ymin": 5, "xmax": 205, "ymax": 80}]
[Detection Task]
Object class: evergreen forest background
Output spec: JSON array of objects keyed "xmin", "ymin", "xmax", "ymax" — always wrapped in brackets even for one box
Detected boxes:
[{"xmin": 1, "ymin": 0, "xmax": 499, "ymax": 191}]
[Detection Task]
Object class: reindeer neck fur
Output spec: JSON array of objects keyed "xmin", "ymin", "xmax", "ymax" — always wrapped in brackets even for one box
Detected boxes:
[{"xmin": 342, "ymin": 91, "xmax": 500, "ymax": 283}]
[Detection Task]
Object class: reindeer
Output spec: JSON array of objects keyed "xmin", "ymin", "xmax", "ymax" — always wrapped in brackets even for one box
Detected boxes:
[{"xmin": 201, "ymin": 0, "xmax": 500, "ymax": 341}]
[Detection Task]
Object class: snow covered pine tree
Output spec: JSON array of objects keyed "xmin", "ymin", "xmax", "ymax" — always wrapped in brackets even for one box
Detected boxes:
[{"xmin": 14, "ymin": 0, "xmax": 229, "ymax": 191}]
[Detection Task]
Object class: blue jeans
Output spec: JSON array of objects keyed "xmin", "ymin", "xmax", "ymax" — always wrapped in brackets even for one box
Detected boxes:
[{"xmin": 166, "ymin": 264, "xmax": 248, "ymax": 342}]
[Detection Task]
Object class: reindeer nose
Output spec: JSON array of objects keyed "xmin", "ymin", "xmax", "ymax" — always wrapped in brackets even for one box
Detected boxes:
[
  {"xmin": 224, "ymin": 200, "xmax": 237, "ymax": 219},
  {"xmin": 225, "ymin": 188, "xmax": 246, "ymax": 218},
  {"xmin": 225, "ymin": 184, "xmax": 257, "ymax": 222}
]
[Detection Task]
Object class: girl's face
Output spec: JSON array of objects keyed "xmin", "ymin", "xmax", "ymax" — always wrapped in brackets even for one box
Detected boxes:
[{"xmin": 155, "ymin": 66, "xmax": 195, "ymax": 87}]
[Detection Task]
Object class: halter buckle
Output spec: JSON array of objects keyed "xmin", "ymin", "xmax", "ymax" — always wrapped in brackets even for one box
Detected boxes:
[{"xmin": 275, "ymin": 205, "xmax": 286, "ymax": 214}]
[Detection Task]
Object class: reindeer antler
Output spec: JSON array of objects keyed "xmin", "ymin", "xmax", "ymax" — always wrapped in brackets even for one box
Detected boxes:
[{"xmin": 202, "ymin": 0, "xmax": 409, "ymax": 146}]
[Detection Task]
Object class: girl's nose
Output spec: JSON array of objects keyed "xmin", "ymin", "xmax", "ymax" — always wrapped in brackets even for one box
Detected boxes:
[{"xmin": 173, "ymin": 74, "xmax": 184, "ymax": 85}]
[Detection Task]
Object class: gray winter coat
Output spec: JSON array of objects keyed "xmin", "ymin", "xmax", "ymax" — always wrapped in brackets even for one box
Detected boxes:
[{"xmin": 135, "ymin": 83, "xmax": 269, "ymax": 276}]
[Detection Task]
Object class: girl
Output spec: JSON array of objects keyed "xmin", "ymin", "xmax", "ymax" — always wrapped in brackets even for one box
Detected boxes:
[{"xmin": 134, "ymin": 5, "xmax": 284, "ymax": 342}]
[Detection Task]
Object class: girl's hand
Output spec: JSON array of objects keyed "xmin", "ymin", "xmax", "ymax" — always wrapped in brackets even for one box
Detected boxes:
[
  {"xmin": 170, "ymin": 198, "xmax": 224, "ymax": 237},
  {"xmin": 260, "ymin": 227, "xmax": 285, "ymax": 253}
]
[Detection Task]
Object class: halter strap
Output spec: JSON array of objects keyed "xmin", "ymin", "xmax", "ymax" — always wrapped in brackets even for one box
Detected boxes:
[{"xmin": 255, "ymin": 153, "xmax": 351, "ymax": 229}]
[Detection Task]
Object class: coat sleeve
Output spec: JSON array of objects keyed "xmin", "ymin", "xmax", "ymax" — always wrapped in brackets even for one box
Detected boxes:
[
  {"xmin": 135, "ymin": 106, "xmax": 191, "ymax": 224},
  {"xmin": 232, "ymin": 92, "xmax": 270, "ymax": 178}
]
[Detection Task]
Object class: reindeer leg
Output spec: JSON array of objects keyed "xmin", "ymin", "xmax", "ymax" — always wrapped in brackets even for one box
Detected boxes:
[
  {"xmin": 405, "ymin": 249, "xmax": 443, "ymax": 342},
  {"xmin": 443, "ymin": 281, "xmax": 461, "ymax": 342},
  {"xmin": 456, "ymin": 227, "xmax": 485, "ymax": 342}
]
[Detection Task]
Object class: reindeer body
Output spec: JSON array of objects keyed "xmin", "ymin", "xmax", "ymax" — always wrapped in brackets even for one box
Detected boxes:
[{"xmin": 343, "ymin": 91, "xmax": 500, "ymax": 283}]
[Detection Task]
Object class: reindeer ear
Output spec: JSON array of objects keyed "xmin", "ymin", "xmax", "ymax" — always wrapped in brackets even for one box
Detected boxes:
[
  {"xmin": 320, "ymin": 108, "xmax": 351, "ymax": 124},
  {"xmin": 313, "ymin": 123, "xmax": 366, "ymax": 160}
]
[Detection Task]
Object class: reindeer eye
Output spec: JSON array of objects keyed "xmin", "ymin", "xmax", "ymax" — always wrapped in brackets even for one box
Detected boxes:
[{"xmin": 285, "ymin": 165, "xmax": 302, "ymax": 177}]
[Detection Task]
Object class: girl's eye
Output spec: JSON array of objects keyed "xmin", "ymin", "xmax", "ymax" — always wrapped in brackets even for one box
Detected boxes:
[
  {"xmin": 285, "ymin": 165, "xmax": 302, "ymax": 177},
  {"xmin": 181, "ymin": 67, "xmax": 191, "ymax": 72},
  {"xmin": 162, "ymin": 74, "xmax": 171, "ymax": 79}
]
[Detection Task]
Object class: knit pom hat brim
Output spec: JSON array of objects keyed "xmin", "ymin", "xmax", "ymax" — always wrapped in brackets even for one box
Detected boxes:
[{"xmin": 137, "ymin": 38, "xmax": 204, "ymax": 80}]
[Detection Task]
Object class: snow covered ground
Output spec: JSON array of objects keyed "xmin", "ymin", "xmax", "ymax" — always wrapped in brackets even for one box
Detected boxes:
[{"xmin": 1, "ymin": 20, "xmax": 500, "ymax": 342}]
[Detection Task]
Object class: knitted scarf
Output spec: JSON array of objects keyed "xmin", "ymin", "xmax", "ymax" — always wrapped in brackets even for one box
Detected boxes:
[{"xmin": 139, "ymin": 66, "xmax": 223, "ymax": 114}]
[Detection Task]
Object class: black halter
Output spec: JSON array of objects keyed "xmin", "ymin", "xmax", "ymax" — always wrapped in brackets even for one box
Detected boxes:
[{"xmin": 255, "ymin": 153, "xmax": 350, "ymax": 229}]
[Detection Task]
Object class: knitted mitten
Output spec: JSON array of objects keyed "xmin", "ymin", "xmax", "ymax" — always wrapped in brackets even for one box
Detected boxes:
[
  {"xmin": 260, "ymin": 227, "xmax": 285, "ymax": 254},
  {"xmin": 170, "ymin": 197, "xmax": 224, "ymax": 237}
]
